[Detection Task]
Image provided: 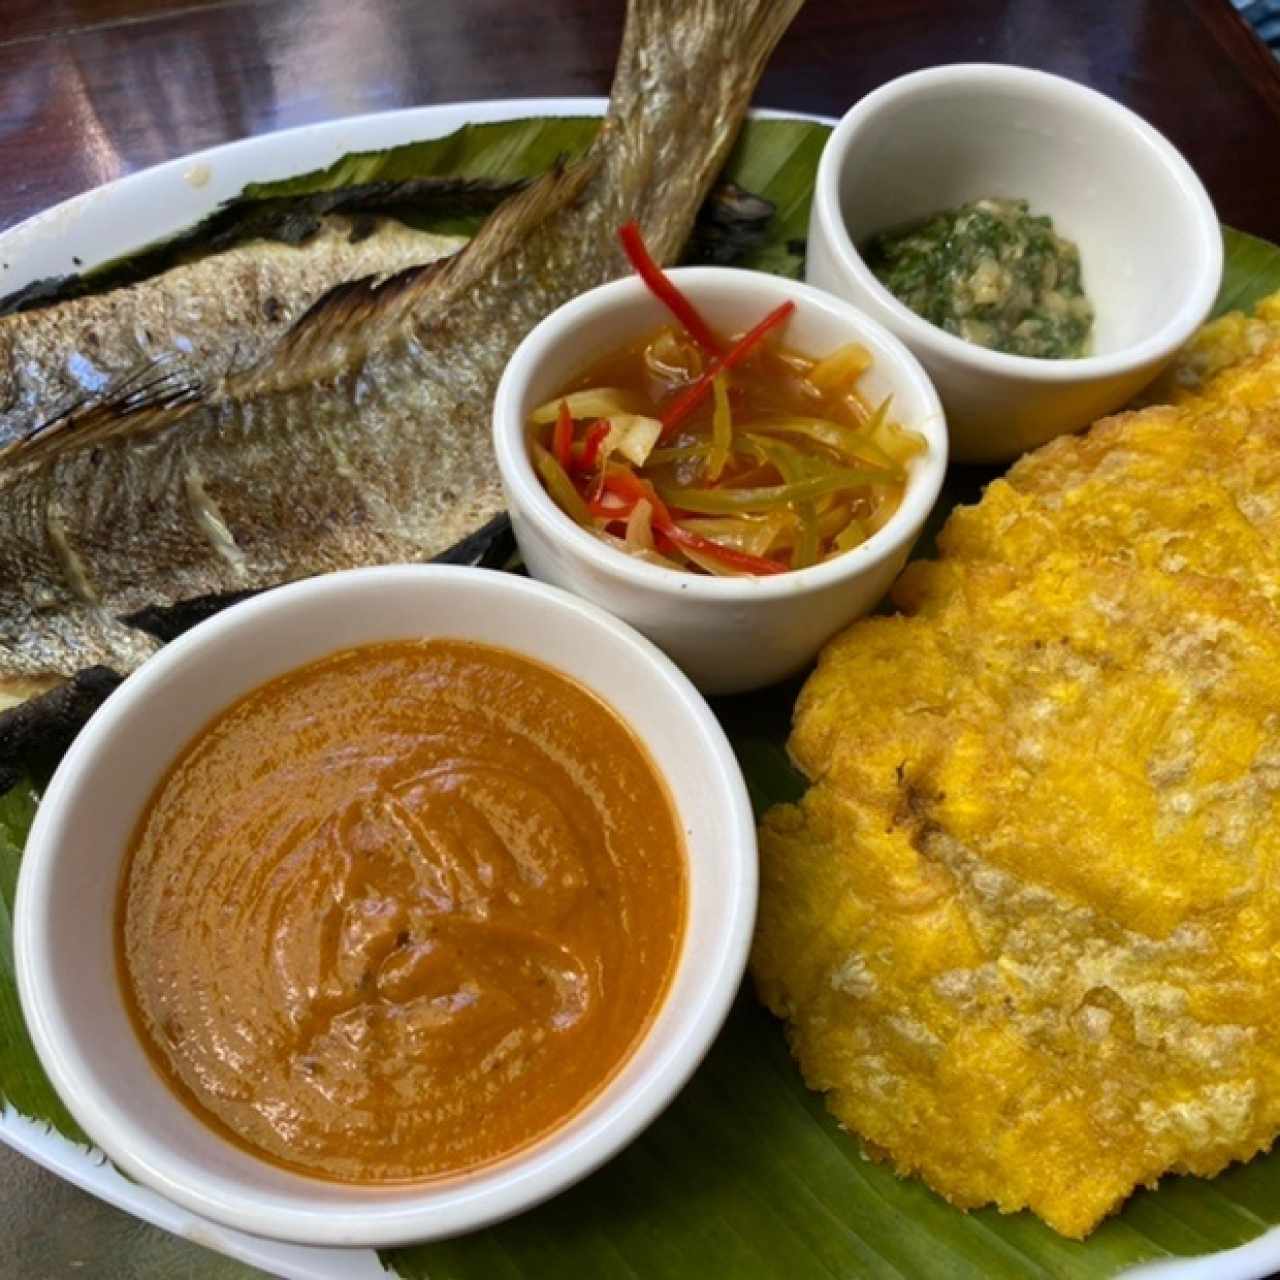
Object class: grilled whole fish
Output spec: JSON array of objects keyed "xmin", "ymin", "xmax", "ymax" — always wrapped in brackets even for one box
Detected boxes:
[
  {"xmin": 0, "ymin": 0, "xmax": 805, "ymax": 706},
  {"xmin": 0, "ymin": 217, "xmax": 465, "ymax": 447}
]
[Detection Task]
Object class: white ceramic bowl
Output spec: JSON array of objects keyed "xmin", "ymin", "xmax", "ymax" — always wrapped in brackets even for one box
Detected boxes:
[
  {"xmin": 14, "ymin": 565, "xmax": 756, "ymax": 1247},
  {"xmin": 493, "ymin": 267, "xmax": 947, "ymax": 695},
  {"xmin": 806, "ymin": 64, "xmax": 1223, "ymax": 463}
]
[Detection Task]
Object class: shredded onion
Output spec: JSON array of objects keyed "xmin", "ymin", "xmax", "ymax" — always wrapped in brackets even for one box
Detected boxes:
[
  {"xmin": 625, "ymin": 499, "xmax": 655, "ymax": 551},
  {"xmin": 601, "ymin": 413, "xmax": 663, "ymax": 467},
  {"xmin": 531, "ymin": 388, "xmax": 632, "ymax": 424}
]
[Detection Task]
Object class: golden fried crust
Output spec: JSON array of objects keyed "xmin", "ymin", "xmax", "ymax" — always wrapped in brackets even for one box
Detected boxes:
[
  {"xmin": 753, "ymin": 294, "xmax": 1280, "ymax": 1239},
  {"xmin": 1143, "ymin": 291, "xmax": 1280, "ymax": 401}
]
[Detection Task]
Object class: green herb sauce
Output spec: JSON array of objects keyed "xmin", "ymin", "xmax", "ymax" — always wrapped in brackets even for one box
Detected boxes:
[{"xmin": 863, "ymin": 197, "xmax": 1094, "ymax": 360}]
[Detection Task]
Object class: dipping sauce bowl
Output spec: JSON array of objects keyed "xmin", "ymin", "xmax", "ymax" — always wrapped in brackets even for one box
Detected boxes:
[
  {"xmin": 494, "ymin": 266, "xmax": 947, "ymax": 695},
  {"xmin": 15, "ymin": 566, "xmax": 756, "ymax": 1247},
  {"xmin": 807, "ymin": 64, "xmax": 1222, "ymax": 462}
]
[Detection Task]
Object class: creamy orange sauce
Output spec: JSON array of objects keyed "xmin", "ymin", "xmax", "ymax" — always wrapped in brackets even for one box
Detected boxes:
[{"xmin": 118, "ymin": 639, "xmax": 686, "ymax": 1183}]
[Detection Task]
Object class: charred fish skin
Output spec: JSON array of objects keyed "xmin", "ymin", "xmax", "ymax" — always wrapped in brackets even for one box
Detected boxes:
[
  {"xmin": 0, "ymin": 666, "xmax": 123, "ymax": 791},
  {"xmin": 0, "ymin": 0, "xmax": 807, "ymax": 695},
  {"xmin": 0, "ymin": 217, "xmax": 465, "ymax": 447},
  {"xmin": 0, "ymin": 173, "xmax": 524, "ymax": 321}
]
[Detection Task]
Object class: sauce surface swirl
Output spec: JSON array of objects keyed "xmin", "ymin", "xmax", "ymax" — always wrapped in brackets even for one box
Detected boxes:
[{"xmin": 119, "ymin": 639, "xmax": 686, "ymax": 1183}]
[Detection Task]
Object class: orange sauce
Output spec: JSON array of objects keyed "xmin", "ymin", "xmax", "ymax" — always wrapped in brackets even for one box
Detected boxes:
[{"xmin": 117, "ymin": 639, "xmax": 686, "ymax": 1183}]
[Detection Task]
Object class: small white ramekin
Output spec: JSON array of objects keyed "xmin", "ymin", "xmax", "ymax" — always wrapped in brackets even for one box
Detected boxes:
[
  {"xmin": 806, "ymin": 64, "xmax": 1223, "ymax": 463},
  {"xmin": 493, "ymin": 267, "xmax": 947, "ymax": 696},
  {"xmin": 14, "ymin": 565, "xmax": 756, "ymax": 1247}
]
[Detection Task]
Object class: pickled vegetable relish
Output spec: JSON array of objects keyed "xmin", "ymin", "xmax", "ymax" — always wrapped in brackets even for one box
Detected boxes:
[{"xmin": 527, "ymin": 226, "xmax": 926, "ymax": 577}]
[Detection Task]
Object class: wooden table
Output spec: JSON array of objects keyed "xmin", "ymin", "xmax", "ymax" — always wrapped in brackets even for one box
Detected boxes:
[
  {"xmin": 2, "ymin": 1, "xmax": 1279, "ymax": 1276},
  {"xmin": 3, "ymin": 0, "xmax": 1280, "ymax": 239}
]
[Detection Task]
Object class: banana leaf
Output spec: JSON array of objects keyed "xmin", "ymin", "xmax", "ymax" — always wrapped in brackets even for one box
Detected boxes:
[
  {"xmin": 0, "ymin": 780, "xmax": 85, "ymax": 1144},
  {"xmin": 1217, "ymin": 225, "xmax": 1280, "ymax": 316},
  {"xmin": 238, "ymin": 114, "xmax": 824, "ymax": 275},
  {"xmin": 2, "ymin": 114, "xmax": 1280, "ymax": 1280}
]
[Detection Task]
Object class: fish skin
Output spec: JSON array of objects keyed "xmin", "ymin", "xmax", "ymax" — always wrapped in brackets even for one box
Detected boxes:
[
  {"xmin": 0, "ymin": 666, "xmax": 123, "ymax": 792},
  {"xmin": 0, "ymin": 216, "xmax": 465, "ymax": 445},
  {"xmin": 0, "ymin": 0, "xmax": 806, "ymax": 695}
]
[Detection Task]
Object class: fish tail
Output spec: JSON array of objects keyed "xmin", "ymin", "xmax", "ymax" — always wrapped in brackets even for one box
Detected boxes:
[
  {"xmin": 611, "ymin": 0, "xmax": 806, "ymax": 102},
  {"xmin": 599, "ymin": 0, "xmax": 807, "ymax": 263}
]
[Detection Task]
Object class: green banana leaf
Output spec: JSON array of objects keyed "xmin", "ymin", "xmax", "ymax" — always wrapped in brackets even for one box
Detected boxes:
[
  {"xmin": 2, "ymin": 114, "xmax": 1280, "ymax": 1280},
  {"xmin": 1216, "ymin": 226, "xmax": 1280, "ymax": 317},
  {"xmin": 0, "ymin": 780, "xmax": 85, "ymax": 1144},
  {"xmin": 240, "ymin": 114, "xmax": 824, "ymax": 276}
]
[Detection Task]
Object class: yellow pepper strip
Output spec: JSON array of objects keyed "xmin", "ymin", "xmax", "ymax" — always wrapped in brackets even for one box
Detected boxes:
[
  {"xmin": 674, "ymin": 540, "xmax": 751, "ymax": 577},
  {"xmin": 677, "ymin": 514, "xmax": 787, "ymax": 557},
  {"xmin": 745, "ymin": 416, "xmax": 901, "ymax": 474},
  {"xmin": 708, "ymin": 373, "xmax": 733, "ymax": 481},
  {"xmin": 530, "ymin": 387, "xmax": 630, "ymax": 424},
  {"xmin": 834, "ymin": 513, "xmax": 870, "ymax": 551},
  {"xmin": 792, "ymin": 506, "xmax": 820, "ymax": 568},
  {"xmin": 743, "ymin": 434, "xmax": 820, "ymax": 567},
  {"xmin": 818, "ymin": 503, "xmax": 854, "ymax": 541},
  {"xmin": 859, "ymin": 394, "xmax": 926, "ymax": 465},
  {"xmin": 531, "ymin": 441, "xmax": 590, "ymax": 526},
  {"xmin": 807, "ymin": 341, "xmax": 872, "ymax": 392},
  {"xmin": 743, "ymin": 432, "xmax": 821, "ymax": 477},
  {"xmin": 625, "ymin": 499, "xmax": 655, "ymax": 551},
  {"xmin": 657, "ymin": 468, "xmax": 884, "ymax": 515},
  {"xmin": 862, "ymin": 395, "xmax": 890, "ymax": 436}
]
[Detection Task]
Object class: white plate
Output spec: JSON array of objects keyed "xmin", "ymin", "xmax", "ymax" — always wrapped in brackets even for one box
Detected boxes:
[{"xmin": 1, "ymin": 96, "xmax": 1275, "ymax": 1280}]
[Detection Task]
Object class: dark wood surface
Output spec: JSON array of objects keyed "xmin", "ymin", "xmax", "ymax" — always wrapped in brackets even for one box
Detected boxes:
[
  {"xmin": 2, "ymin": 2, "xmax": 1280, "ymax": 1277},
  {"xmin": 2, "ymin": 0, "xmax": 1280, "ymax": 240}
]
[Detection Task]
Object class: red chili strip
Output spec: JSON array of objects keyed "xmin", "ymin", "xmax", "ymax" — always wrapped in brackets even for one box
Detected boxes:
[
  {"xmin": 658, "ymin": 301, "xmax": 796, "ymax": 441},
  {"xmin": 599, "ymin": 468, "xmax": 781, "ymax": 574},
  {"xmin": 663, "ymin": 523, "xmax": 787, "ymax": 575},
  {"xmin": 587, "ymin": 497, "xmax": 631, "ymax": 522},
  {"xmin": 619, "ymin": 221, "xmax": 725, "ymax": 359},
  {"xmin": 572, "ymin": 420, "xmax": 611, "ymax": 474},
  {"xmin": 552, "ymin": 400, "xmax": 574, "ymax": 470},
  {"xmin": 602, "ymin": 467, "xmax": 672, "ymax": 526},
  {"xmin": 653, "ymin": 529, "xmax": 681, "ymax": 559}
]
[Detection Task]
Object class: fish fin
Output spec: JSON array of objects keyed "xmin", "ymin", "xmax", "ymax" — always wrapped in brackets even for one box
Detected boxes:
[
  {"xmin": 241, "ymin": 254, "xmax": 453, "ymax": 389},
  {"xmin": 0, "ymin": 355, "xmax": 205, "ymax": 470},
  {"xmin": 413, "ymin": 153, "xmax": 600, "ymax": 305},
  {"xmin": 598, "ymin": 0, "xmax": 806, "ymax": 265},
  {"xmin": 2, "ymin": 251, "xmax": 457, "ymax": 474},
  {"xmin": 247, "ymin": 154, "xmax": 599, "ymax": 390}
]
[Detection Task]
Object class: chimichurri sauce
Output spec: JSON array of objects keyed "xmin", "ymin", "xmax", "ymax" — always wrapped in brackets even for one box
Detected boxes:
[{"xmin": 863, "ymin": 197, "xmax": 1094, "ymax": 360}]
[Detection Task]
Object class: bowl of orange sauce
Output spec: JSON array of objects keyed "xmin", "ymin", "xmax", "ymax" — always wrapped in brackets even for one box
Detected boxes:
[{"xmin": 14, "ymin": 565, "xmax": 755, "ymax": 1247}]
